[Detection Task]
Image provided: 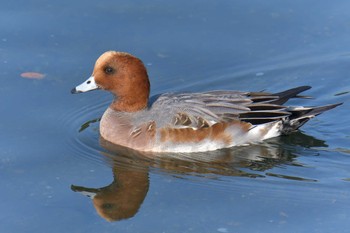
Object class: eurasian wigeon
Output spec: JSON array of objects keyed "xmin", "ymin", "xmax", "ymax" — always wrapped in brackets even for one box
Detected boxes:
[{"xmin": 71, "ymin": 51, "xmax": 341, "ymax": 153}]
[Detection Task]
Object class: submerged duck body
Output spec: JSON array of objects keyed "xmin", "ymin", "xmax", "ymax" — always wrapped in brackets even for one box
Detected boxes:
[{"xmin": 72, "ymin": 51, "xmax": 341, "ymax": 153}]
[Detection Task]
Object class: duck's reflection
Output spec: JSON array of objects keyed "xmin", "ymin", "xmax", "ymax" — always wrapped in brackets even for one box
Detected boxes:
[
  {"xmin": 71, "ymin": 131, "xmax": 327, "ymax": 222},
  {"xmin": 71, "ymin": 163, "xmax": 149, "ymax": 221}
]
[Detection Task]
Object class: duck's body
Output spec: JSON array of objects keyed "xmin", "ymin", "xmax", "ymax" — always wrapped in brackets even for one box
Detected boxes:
[{"xmin": 72, "ymin": 51, "xmax": 341, "ymax": 153}]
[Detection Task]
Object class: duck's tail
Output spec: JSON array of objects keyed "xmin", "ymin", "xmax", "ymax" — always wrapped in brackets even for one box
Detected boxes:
[
  {"xmin": 281, "ymin": 103, "xmax": 342, "ymax": 134},
  {"xmin": 270, "ymin": 85, "xmax": 312, "ymax": 105}
]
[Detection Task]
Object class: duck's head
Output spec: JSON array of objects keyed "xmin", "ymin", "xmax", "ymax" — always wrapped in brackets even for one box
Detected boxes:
[{"xmin": 72, "ymin": 51, "xmax": 150, "ymax": 112}]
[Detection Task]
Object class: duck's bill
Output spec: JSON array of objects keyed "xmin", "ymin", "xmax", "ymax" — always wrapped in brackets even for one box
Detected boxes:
[
  {"xmin": 71, "ymin": 76, "xmax": 99, "ymax": 94},
  {"xmin": 71, "ymin": 185, "xmax": 98, "ymax": 199}
]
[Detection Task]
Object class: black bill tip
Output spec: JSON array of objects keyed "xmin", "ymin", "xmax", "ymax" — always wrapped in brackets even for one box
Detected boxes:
[{"xmin": 71, "ymin": 87, "xmax": 81, "ymax": 94}]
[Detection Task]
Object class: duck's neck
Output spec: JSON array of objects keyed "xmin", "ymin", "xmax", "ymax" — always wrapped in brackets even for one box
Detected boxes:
[{"xmin": 110, "ymin": 95, "xmax": 148, "ymax": 112}]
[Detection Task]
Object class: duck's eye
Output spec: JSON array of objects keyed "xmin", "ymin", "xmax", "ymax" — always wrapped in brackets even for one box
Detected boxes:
[
  {"xmin": 101, "ymin": 203, "xmax": 115, "ymax": 210},
  {"xmin": 104, "ymin": 66, "xmax": 115, "ymax": 74}
]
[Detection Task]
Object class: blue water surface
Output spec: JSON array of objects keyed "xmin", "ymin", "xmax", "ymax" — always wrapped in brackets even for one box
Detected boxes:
[{"xmin": 1, "ymin": 0, "xmax": 350, "ymax": 232}]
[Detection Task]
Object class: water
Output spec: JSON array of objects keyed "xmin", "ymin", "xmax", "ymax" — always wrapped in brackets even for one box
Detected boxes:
[{"xmin": 1, "ymin": 0, "xmax": 350, "ymax": 232}]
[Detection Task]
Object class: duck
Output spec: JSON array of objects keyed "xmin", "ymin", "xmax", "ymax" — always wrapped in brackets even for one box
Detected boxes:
[{"xmin": 71, "ymin": 51, "xmax": 341, "ymax": 153}]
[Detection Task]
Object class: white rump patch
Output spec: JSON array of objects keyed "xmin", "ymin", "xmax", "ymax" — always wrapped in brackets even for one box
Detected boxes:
[{"xmin": 248, "ymin": 121, "xmax": 282, "ymax": 141}]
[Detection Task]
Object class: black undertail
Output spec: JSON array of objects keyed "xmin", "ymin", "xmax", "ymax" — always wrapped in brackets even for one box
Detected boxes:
[{"xmin": 238, "ymin": 86, "xmax": 342, "ymax": 133}]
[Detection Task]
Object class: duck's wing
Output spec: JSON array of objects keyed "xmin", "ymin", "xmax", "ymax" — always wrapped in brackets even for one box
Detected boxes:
[
  {"xmin": 150, "ymin": 91, "xmax": 250, "ymax": 129},
  {"xmin": 149, "ymin": 86, "xmax": 311, "ymax": 129}
]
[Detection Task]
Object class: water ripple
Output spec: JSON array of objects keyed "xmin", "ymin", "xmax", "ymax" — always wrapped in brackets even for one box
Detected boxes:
[{"xmin": 61, "ymin": 95, "xmax": 110, "ymax": 166}]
